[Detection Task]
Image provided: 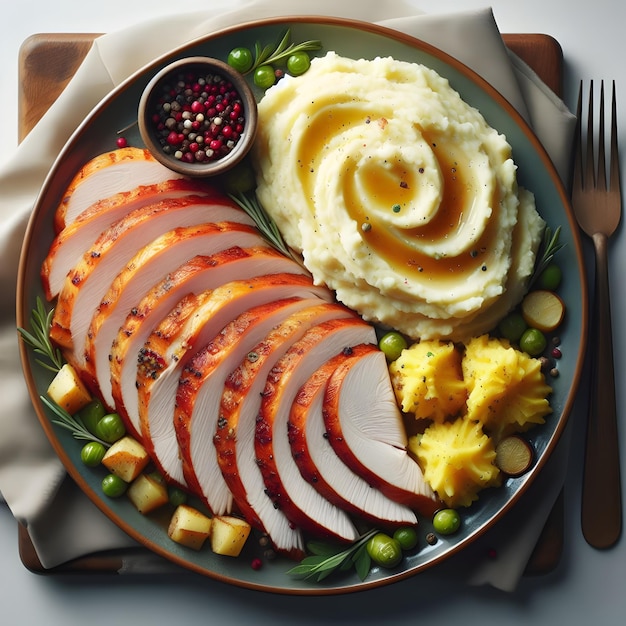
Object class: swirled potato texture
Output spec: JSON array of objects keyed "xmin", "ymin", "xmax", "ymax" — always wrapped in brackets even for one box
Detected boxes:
[{"xmin": 255, "ymin": 53, "xmax": 544, "ymax": 341}]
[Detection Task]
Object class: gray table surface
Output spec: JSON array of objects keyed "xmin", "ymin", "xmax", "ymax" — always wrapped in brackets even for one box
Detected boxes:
[{"xmin": 1, "ymin": 0, "xmax": 626, "ymax": 624}]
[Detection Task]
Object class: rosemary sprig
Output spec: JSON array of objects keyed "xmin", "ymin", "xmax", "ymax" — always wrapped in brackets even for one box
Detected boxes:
[
  {"xmin": 229, "ymin": 191, "xmax": 301, "ymax": 263},
  {"xmin": 18, "ymin": 299, "xmax": 109, "ymax": 445},
  {"xmin": 287, "ymin": 529, "xmax": 378, "ymax": 582},
  {"xmin": 247, "ymin": 29, "xmax": 322, "ymax": 75},
  {"xmin": 17, "ymin": 296, "xmax": 64, "ymax": 373},
  {"xmin": 530, "ymin": 225, "xmax": 564, "ymax": 286},
  {"xmin": 40, "ymin": 395, "xmax": 110, "ymax": 447}
]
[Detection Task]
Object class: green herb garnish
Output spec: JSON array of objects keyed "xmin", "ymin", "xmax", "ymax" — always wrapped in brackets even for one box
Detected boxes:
[
  {"xmin": 17, "ymin": 296, "xmax": 64, "ymax": 373},
  {"xmin": 287, "ymin": 529, "xmax": 378, "ymax": 582},
  {"xmin": 39, "ymin": 395, "xmax": 109, "ymax": 447},
  {"xmin": 229, "ymin": 191, "xmax": 301, "ymax": 263},
  {"xmin": 246, "ymin": 29, "xmax": 322, "ymax": 75},
  {"xmin": 530, "ymin": 225, "xmax": 564, "ymax": 286}
]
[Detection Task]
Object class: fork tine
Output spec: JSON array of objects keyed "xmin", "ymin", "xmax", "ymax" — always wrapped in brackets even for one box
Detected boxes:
[
  {"xmin": 597, "ymin": 81, "xmax": 607, "ymax": 191},
  {"xmin": 577, "ymin": 80, "xmax": 621, "ymax": 195},
  {"xmin": 573, "ymin": 80, "xmax": 583, "ymax": 190},
  {"xmin": 585, "ymin": 80, "xmax": 596, "ymax": 190},
  {"xmin": 610, "ymin": 80, "xmax": 621, "ymax": 194}
]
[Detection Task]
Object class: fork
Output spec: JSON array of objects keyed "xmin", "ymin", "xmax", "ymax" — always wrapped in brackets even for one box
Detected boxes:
[{"xmin": 573, "ymin": 80, "xmax": 622, "ymax": 549}]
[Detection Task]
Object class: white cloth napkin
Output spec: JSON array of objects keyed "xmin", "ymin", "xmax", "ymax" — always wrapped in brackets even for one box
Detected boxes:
[{"xmin": 0, "ymin": 0, "xmax": 576, "ymax": 591}]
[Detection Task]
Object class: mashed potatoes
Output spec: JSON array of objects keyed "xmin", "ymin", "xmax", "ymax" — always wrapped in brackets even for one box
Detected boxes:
[{"xmin": 254, "ymin": 52, "xmax": 544, "ymax": 341}]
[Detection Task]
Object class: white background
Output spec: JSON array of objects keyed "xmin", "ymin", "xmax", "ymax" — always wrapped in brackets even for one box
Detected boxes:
[{"xmin": 2, "ymin": 1, "xmax": 626, "ymax": 624}]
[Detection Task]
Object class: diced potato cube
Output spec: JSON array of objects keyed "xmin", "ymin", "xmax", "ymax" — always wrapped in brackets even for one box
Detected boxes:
[
  {"xmin": 126, "ymin": 473, "xmax": 169, "ymax": 514},
  {"xmin": 210, "ymin": 515, "xmax": 251, "ymax": 557},
  {"xmin": 101, "ymin": 436, "xmax": 150, "ymax": 482},
  {"xmin": 168, "ymin": 505, "xmax": 212, "ymax": 550},
  {"xmin": 47, "ymin": 363, "xmax": 92, "ymax": 415}
]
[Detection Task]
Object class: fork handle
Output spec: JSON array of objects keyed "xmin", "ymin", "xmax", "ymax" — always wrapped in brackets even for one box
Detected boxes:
[{"xmin": 581, "ymin": 232, "xmax": 622, "ymax": 548}]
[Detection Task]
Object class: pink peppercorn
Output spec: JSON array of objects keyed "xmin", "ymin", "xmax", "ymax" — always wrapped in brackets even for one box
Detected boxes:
[
  {"xmin": 251, "ymin": 558, "xmax": 263, "ymax": 571},
  {"xmin": 190, "ymin": 100, "xmax": 204, "ymax": 114},
  {"xmin": 166, "ymin": 131, "xmax": 181, "ymax": 145}
]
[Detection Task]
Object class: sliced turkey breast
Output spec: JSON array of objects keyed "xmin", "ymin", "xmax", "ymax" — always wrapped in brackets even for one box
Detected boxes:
[
  {"xmin": 137, "ymin": 273, "xmax": 332, "ymax": 489},
  {"xmin": 174, "ymin": 297, "xmax": 321, "ymax": 516},
  {"xmin": 49, "ymin": 195, "xmax": 253, "ymax": 358},
  {"xmin": 289, "ymin": 344, "xmax": 418, "ymax": 526},
  {"xmin": 85, "ymin": 223, "xmax": 266, "ymax": 409},
  {"xmin": 323, "ymin": 346, "xmax": 440, "ymax": 516},
  {"xmin": 42, "ymin": 179, "xmax": 216, "ymax": 300},
  {"xmin": 110, "ymin": 246, "xmax": 306, "ymax": 439},
  {"xmin": 215, "ymin": 301, "xmax": 355, "ymax": 557},
  {"xmin": 256, "ymin": 318, "xmax": 374, "ymax": 543},
  {"xmin": 54, "ymin": 147, "xmax": 183, "ymax": 232}
]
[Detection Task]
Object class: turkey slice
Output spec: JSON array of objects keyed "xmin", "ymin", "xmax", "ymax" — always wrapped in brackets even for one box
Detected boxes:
[
  {"xmin": 42, "ymin": 179, "xmax": 215, "ymax": 299},
  {"xmin": 50, "ymin": 195, "xmax": 253, "ymax": 359},
  {"xmin": 323, "ymin": 347, "xmax": 440, "ymax": 516},
  {"xmin": 54, "ymin": 146, "xmax": 183, "ymax": 231},
  {"xmin": 215, "ymin": 301, "xmax": 355, "ymax": 557},
  {"xmin": 137, "ymin": 273, "xmax": 332, "ymax": 489},
  {"xmin": 257, "ymin": 318, "xmax": 374, "ymax": 543},
  {"xmin": 111, "ymin": 246, "xmax": 306, "ymax": 439},
  {"xmin": 175, "ymin": 297, "xmax": 321, "ymax": 516},
  {"xmin": 289, "ymin": 344, "xmax": 418, "ymax": 526},
  {"xmin": 85, "ymin": 222, "xmax": 266, "ymax": 409}
]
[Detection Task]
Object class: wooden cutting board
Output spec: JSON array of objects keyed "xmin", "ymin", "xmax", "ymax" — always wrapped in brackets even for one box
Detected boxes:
[{"xmin": 16, "ymin": 32, "xmax": 565, "ymax": 575}]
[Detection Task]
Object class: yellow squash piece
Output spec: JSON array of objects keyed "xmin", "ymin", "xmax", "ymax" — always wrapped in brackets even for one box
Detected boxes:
[
  {"xmin": 389, "ymin": 340, "xmax": 467, "ymax": 422},
  {"xmin": 462, "ymin": 335, "xmax": 552, "ymax": 440},
  {"xmin": 411, "ymin": 417, "xmax": 501, "ymax": 508}
]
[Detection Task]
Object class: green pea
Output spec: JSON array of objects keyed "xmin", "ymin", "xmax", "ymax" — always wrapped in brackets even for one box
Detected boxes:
[
  {"xmin": 148, "ymin": 471, "xmax": 166, "ymax": 485},
  {"xmin": 538, "ymin": 263, "xmax": 562, "ymax": 291},
  {"xmin": 433, "ymin": 508, "xmax": 461, "ymax": 535},
  {"xmin": 95, "ymin": 413, "xmax": 126, "ymax": 444},
  {"xmin": 378, "ymin": 331, "xmax": 407, "ymax": 362},
  {"xmin": 498, "ymin": 311, "xmax": 527, "ymax": 342},
  {"xmin": 102, "ymin": 473, "xmax": 128, "ymax": 498},
  {"xmin": 227, "ymin": 47, "xmax": 253, "ymax": 73},
  {"xmin": 80, "ymin": 441, "xmax": 107, "ymax": 467},
  {"xmin": 286, "ymin": 51, "xmax": 311, "ymax": 76},
  {"xmin": 393, "ymin": 526, "xmax": 418, "ymax": 551},
  {"xmin": 253, "ymin": 65, "xmax": 276, "ymax": 89},
  {"xmin": 519, "ymin": 327, "xmax": 547, "ymax": 356},
  {"xmin": 366, "ymin": 532, "xmax": 403, "ymax": 568},
  {"xmin": 168, "ymin": 486, "xmax": 188, "ymax": 507},
  {"xmin": 76, "ymin": 399, "xmax": 106, "ymax": 435}
]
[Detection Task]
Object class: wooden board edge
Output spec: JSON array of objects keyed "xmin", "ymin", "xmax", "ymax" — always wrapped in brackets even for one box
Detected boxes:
[{"xmin": 15, "ymin": 31, "xmax": 565, "ymax": 577}]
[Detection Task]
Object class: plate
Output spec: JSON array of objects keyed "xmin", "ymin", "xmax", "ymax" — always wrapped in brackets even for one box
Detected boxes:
[{"xmin": 17, "ymin": 16, "xmax": 586, "ymax": 594}]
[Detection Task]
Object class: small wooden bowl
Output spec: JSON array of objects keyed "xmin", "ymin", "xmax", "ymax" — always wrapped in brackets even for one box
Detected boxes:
[{"xmin": 138, "ymin": 56, "xmax": 258, "ymax": 177}]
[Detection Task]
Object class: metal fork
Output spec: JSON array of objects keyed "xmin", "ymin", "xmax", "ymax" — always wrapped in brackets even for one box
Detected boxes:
[{"xmin": 573, "ymin": 80, "xmax": 622, "ymax": 549}]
